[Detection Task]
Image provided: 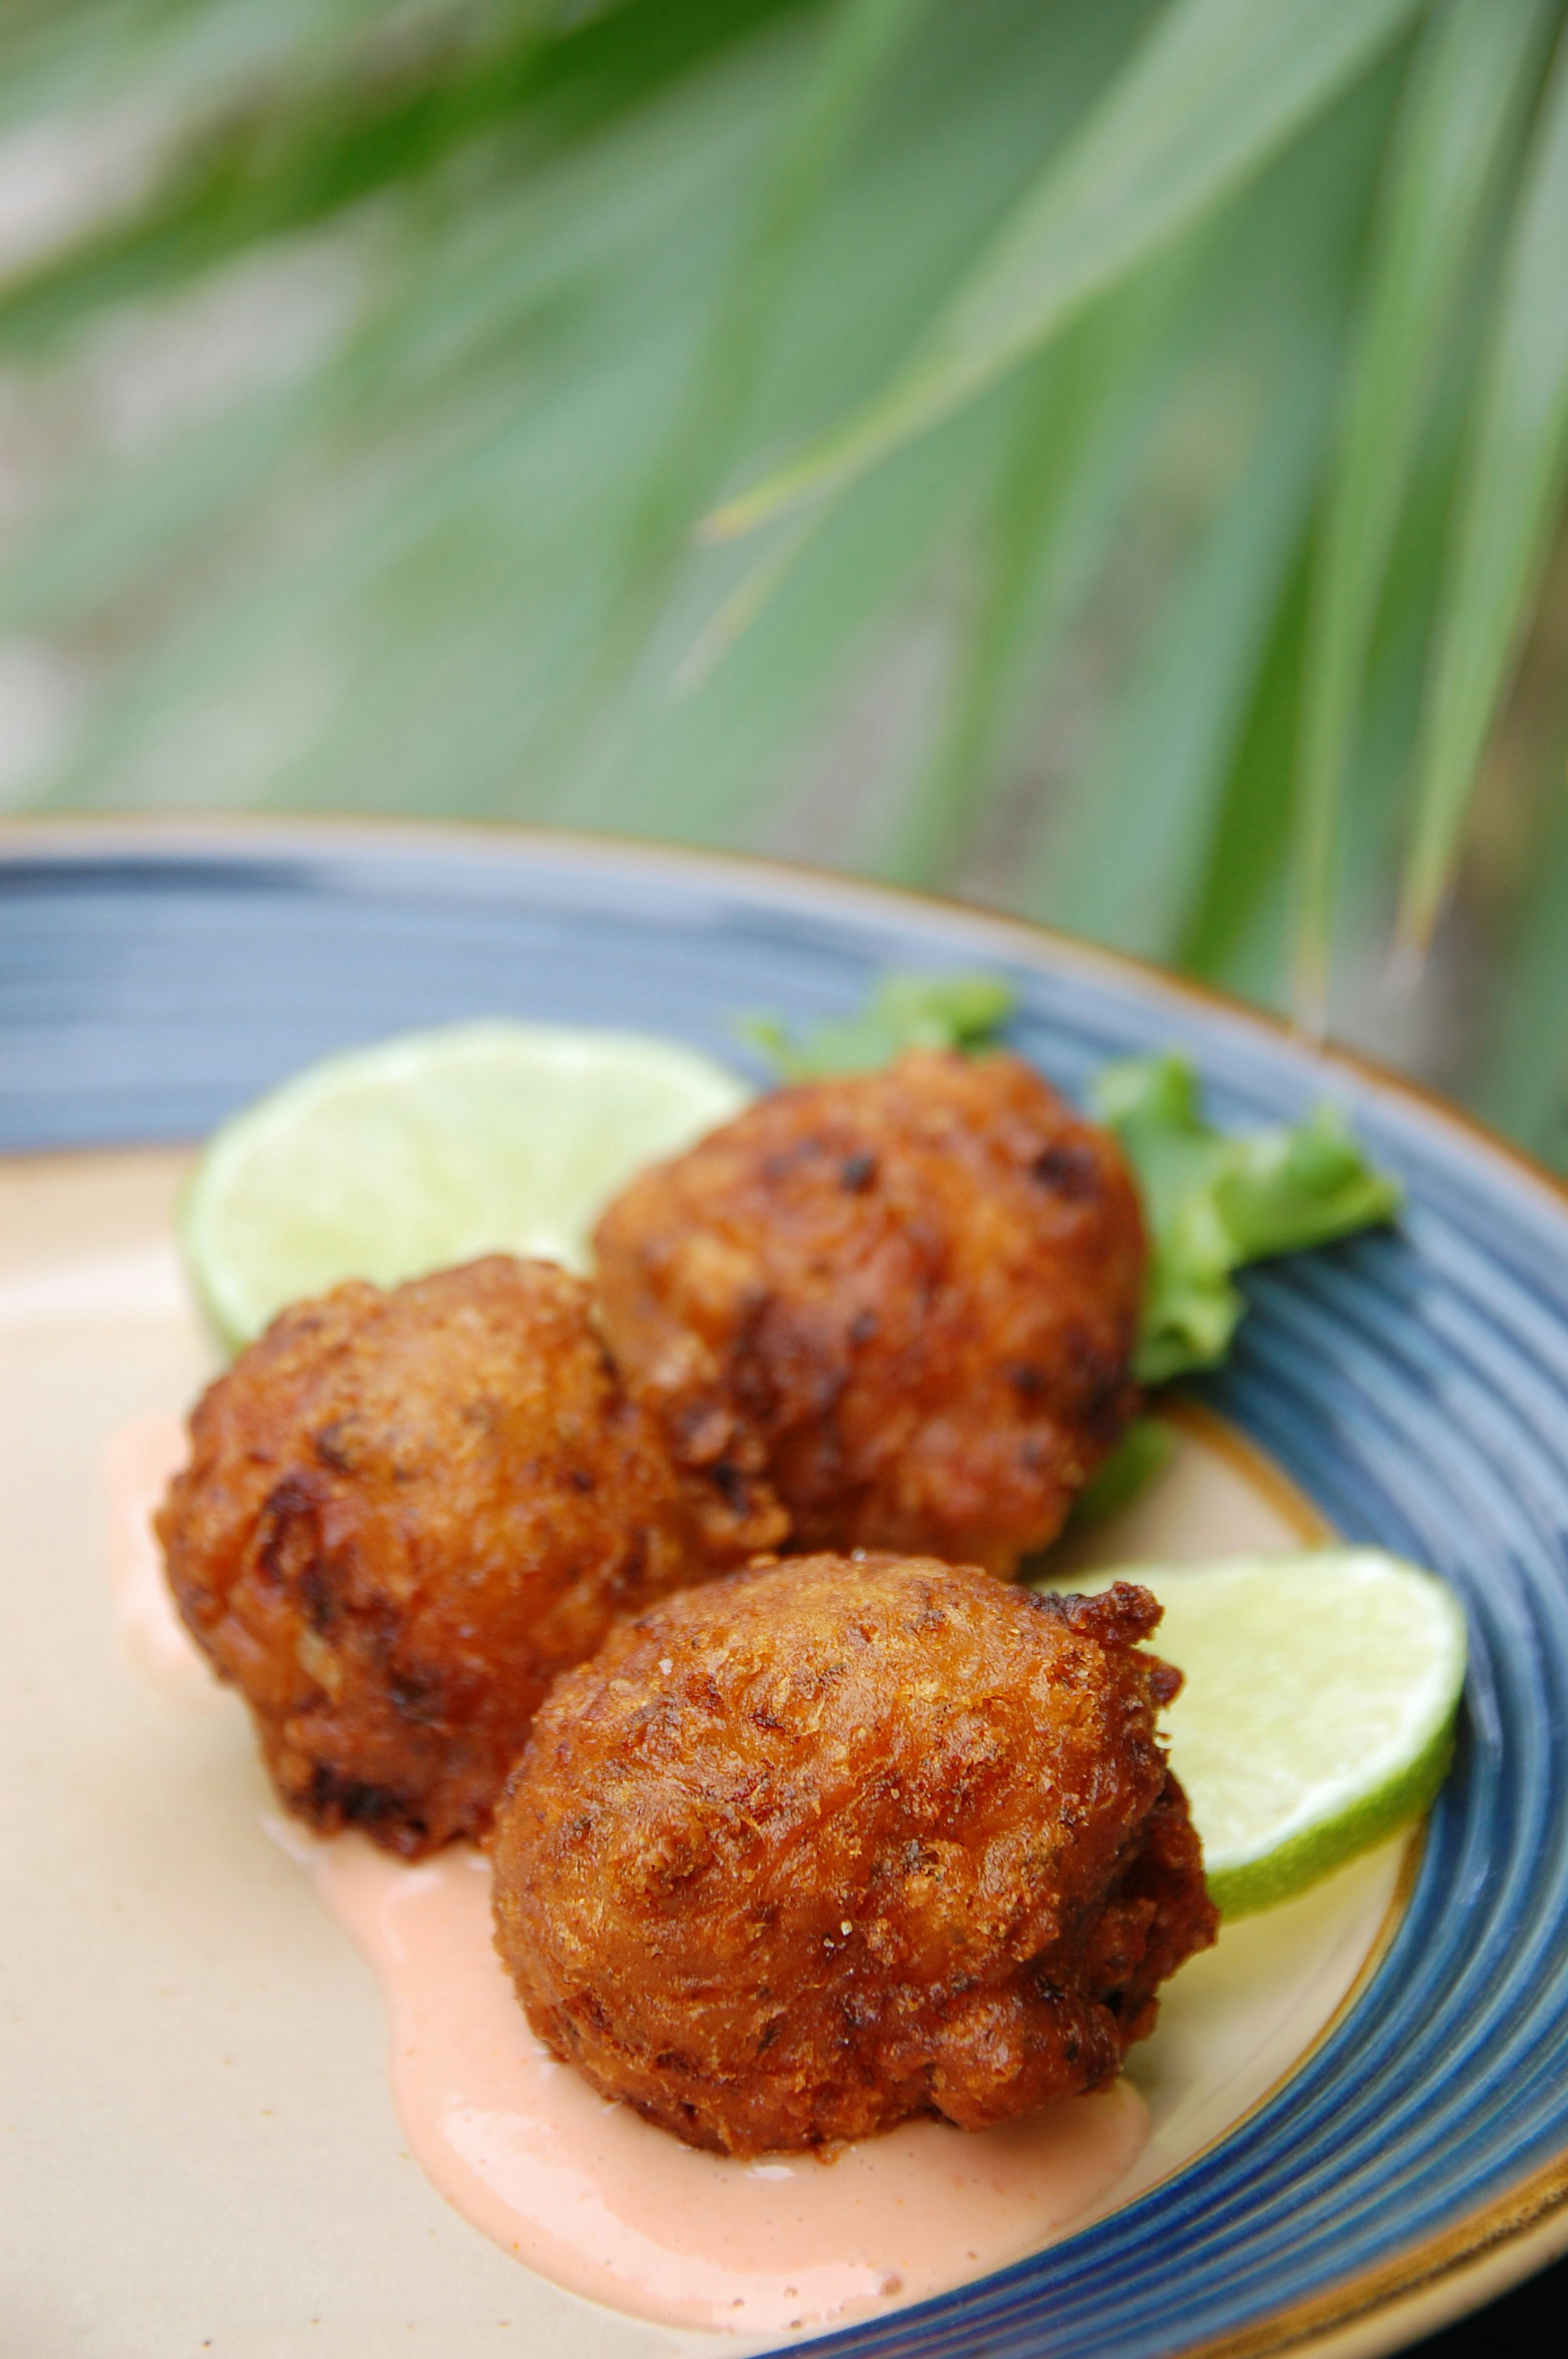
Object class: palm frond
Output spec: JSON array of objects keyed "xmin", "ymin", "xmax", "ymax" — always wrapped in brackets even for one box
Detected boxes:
[
  {"xmin": 706, "ymin": 0, "xmax": 1425, "ymax": 536},
  {"xmin": 4, "ymin": 0, "xmax": 1568, "ymax": 1163},
  {"xmin": 1292, "ymin": 0, "xmax": 1555, "ymax": 1025}
]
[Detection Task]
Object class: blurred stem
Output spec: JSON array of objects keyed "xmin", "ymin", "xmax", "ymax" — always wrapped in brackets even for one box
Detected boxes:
[{"xmin": 672, "ymin": 511, "xmax": 829, "ymax": 696}]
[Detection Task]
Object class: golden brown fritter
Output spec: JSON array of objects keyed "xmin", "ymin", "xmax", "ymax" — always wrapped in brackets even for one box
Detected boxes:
[
  {"xmin": 158, "ymin": 1255, "xmax": 741, "ymax": 1857},
  {"xmin": 593, "ymin": 1049, "xmax": 1147, "ymax": 1575},
  {"xmin": 492, "ymin": 1553, "xmax": 1215, "ymax": 2156}
]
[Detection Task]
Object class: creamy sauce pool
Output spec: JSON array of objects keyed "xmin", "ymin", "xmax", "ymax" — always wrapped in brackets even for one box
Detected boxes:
[{"xmin": 110, "ymin": 1411, "xmax": 1150, "ymax": 2335}]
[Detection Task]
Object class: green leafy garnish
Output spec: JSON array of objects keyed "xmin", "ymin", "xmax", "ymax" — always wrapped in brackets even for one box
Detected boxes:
[
  {"xmin": 1092, "ymin": 1052, "xmax": 1403, "ymax": 1384},
  {"xmin": 746, "ymin": 971, "xmax": 1403, "ymax": 1392},
  {"xmin": 1065, "ymin": 1415, "xmax": 1179, "ymax": 1530},
  {"xmin": 742, "ymin": 972, "xmax": 1017, "ymax": 1079}
]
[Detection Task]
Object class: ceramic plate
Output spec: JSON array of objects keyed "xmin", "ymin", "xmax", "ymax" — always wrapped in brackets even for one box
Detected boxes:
[{"xmin": 5, "ymin": 820, "xmax": 1568, "ymax": 2359}]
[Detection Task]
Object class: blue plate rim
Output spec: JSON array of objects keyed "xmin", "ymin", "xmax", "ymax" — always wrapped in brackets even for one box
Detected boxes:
[{"xmin": 2, "ymin": 804, "xmax": 1563, "ymax": 1220}]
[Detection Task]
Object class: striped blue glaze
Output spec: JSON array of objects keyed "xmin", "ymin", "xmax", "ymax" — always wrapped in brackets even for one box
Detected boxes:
[{"xmin": 4, "ymin": 826, "xmax": 1565, "ymax": 2359}]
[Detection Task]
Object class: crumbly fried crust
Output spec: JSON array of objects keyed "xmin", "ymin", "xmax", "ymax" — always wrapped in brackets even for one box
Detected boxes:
[
  {"xmin": 492, "ymin": 1554, "xmax": 1216, "ymax": 2154},
  {"xmin": 593, "ymin": 1049, "xmax": 1146, "ymax": 1575},
  {"xmin": 158, "ymin": 1256, "xmax": 725, "ymax": 1856}
]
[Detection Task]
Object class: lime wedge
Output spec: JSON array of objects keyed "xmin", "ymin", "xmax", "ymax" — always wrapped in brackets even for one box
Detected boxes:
[
  {"xmin": 182, "ymin": 1020, "xmax": 750, "ymax": 1352},
  {"xmin": 1038, "ymin": 1549, "xmax": 1467, "ymax": 1916}
]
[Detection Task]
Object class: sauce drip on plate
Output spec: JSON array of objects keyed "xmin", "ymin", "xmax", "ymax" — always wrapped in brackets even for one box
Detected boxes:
[
  {"xmin": 109, "ymin": 1412, "xmax": 1149, "ymax": 2333},
  {"xmin": 288, "ymin": 1824, "xmax": 1146, "ymax": 2333}
]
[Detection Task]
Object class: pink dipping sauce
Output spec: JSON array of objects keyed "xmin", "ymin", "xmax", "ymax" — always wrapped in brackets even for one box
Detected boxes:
[{"xmin": 110, "ymin": 1411, "xmax": 1150, "ymax": 2335}]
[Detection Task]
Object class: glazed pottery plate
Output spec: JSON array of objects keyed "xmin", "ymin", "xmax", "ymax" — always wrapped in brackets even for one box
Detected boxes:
[{"xmin": 4, "ymin": 820, "xmax": 1568, "ymax": 2359}]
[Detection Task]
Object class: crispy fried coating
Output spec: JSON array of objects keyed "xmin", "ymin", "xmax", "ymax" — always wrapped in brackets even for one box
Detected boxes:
[
  {"xmin": 492, "ymin": 1553, "xmax": 1215, "ymax": 2156},
  {"xmin": 593, "ymin": 1049, "xmax": 1147, "ymax": 1574},
  {"xmin": 158, "ymin": 1256, "xmax": 731, "ymax": 1856}
]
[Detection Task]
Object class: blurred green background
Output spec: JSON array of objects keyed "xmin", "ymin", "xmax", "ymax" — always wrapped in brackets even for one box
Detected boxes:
[{"xmin": 2, "ymin": 0, "xmax": 1566, "ymax": 1153}]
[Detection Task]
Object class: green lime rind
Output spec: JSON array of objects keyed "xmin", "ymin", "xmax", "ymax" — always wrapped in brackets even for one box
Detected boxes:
[
  {"xmin": 1204, "ymin": 1712, "xmax": 1457, "ymax": 1918},
  {"xmin": 180, "ymin": 1019, "xmax": 750, "ymax": 1354},
  {"xmin": 1034, "ymin": 1547, "xmax": 1467, "ymax": 1920}
]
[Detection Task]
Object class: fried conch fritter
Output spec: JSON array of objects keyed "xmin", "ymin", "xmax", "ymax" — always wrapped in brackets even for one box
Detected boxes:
[
  {"xmin": 492, "ymin": 1553, "xmax": 1215, "ymax": 2156},
  {"xmin": 593, "ymin": 1049, "xmax": 1147, "ymax": 1575},
  {"xmin": 158, "ymin": 1255, "xmax": 752, "ymax": 1857}
]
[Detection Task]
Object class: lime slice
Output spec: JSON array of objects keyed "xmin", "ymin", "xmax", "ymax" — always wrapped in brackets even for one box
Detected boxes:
[
  {"xmin": 182, "ymin": 1020, "xmax": 750, "ymax": 1352},
  {"xmin": 1039, "ymin": 1549, "xmax": 1467, "ymax": 1916}
]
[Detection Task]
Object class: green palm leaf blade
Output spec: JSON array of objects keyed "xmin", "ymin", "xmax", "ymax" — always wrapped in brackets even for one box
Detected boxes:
[
  {"xmin": 7, "ymin": 16, "xmax": 803, "ymax": 810},
  {"xmin": 1031, "ymin": 322, "xmax": 1334, "ymax": 963},
  {"xmin": 615, "ymin": 0, "xmax": 931, "ymax": 603},
  {"xmin": 1292, "ymin": 0, "xmax": 1555, "ymax": 1027},
  {"xmin": 10, "ymin": 1, "xmax": 1139, "ymax": 831},
  {"xmin": 622, "ymin": 0, "xmax": 1154, "ymax": 744},
  {"xmin": 0, "ymin": 4, "xmax": 827, "ymax": 363},
  {"xmin": 882, "ymin": 251, "xmax": 1192, "ymax": 889},
  {"xmin": 554, "ymin": 0, "xmax": 932, "ymax": 805},
  {"xmin": 1176, "ymin": 551, "xmax": 1309, "ymax": 1005},
  {"xmin": 1025, "ymin": 79, "xmax": 1392, "ymax": 965},
  {"xmin": 1402, "ymin": 23, "xmax": 1568, "ymax": 949},
  {"xmin": 705, "ymin": 0, "xmax": 1425, "ymax": 539},
  {"xmin": 546, "ymin": 1, "xmax": 1163, "ymax": 839},
  {"xmin": 1475, "ymin": 785, "xmax": 1568, "ymax": 1163},
  {"xmin": 0, "ymin": 0, "xmax": 417, "ymax": 132},
  {"xmin": 579, "ymin": 400, "xmax": 1002, "ymax": 847}
]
